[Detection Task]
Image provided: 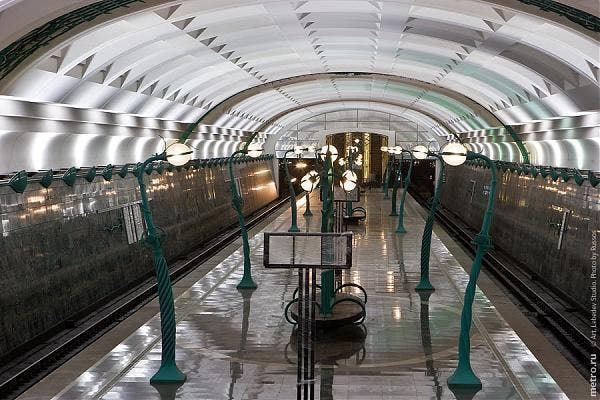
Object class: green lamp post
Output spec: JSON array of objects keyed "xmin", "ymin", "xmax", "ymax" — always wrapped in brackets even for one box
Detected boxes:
[
  {"xmin": 315, "ymin": 144, "xmax": 357, "ymax": 317},
  {"xmin": 381, "ymin": 147, "xmax": 391, "ymax": 199},
  {"xmin": 442, "ymin": 143, "xmax": 498, "ymax": 389},
  {"xmin": 381, "ymin": 146, "xmax": 401, "ymax": 216},
  {"xmin": 282, "ymin": 147, "xmax": 304, "ymax": 232},
  {"xmin": 136, "ymin": 142, "xmax": 192, "ymax": 384},
  {"xmin": 301, "ymin": 145, "xmax": 317, "ymax": 216},
  {"xmin": 228, "ymin": 140, "xmax": 263, "ymax": 290},
  {"xmin": 413, "ymin": 145, "xmax": 444, "ymax": 292},
  {"xmin": 395, "ymin": 148, "xmax": 414, "ymax": 234},
  {"xmin": 343, "ymin": 144, "xmax": 360, "ymax": 217},
  {"xmin": 318, "ymin": 145, "xmax": 337, "ymax": 315},
  {"xmin": 301, "ymin": 169, "xmax": 320, "ymax": 217}
]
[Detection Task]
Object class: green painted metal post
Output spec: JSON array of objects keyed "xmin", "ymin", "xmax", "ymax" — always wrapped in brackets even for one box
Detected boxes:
[
  {"xmin": 319, "ymin": 152, "xmax": 335, "ymax": 316},
  {"xmin": 136, "ymin": 153, "xmax": 186, "ymax": 384},
  {"xmin": 390, "ymin": 158, "xmax": 400, "ymax": 216},
  {"xmin": 447, "ymin": 151, "xmax": 497, "ymax": 389},
  {"xmin": 303, "ymin": 191, "xmax": 313, "ymax": 216},
  {"xmin": 416, "ymin": 154, "xmax": 445, "ymax": 292},
  {"xmin": 283, "ymin": 149, "xmax": 300, "ymax": 232},
  {"xmin": 229, "ymin": 149, "xmax": 258, "ymax": 290},
  {"xmin": 345, "ymin": 147, "xmax": 355, "ymax": 217},
  {"xmin": 396, "ymin": 150, "xmax": 414, "ymax": 234},
  {"xmin": 383, "ymin": 159, "xmax": 391, "ymax": 198}
]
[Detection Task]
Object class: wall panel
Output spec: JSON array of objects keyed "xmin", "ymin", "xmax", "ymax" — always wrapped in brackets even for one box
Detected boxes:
[
  {"xmin": 441, "ymin": 165, "xmax": 599, "ymax": 309},
  {"xmin": 0, "ymin": 160, "xmax": 277, "ymax": 357}
]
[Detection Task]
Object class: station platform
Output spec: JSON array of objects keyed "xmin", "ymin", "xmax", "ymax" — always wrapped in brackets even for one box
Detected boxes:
[{"xmin": 18, "ymin": 192, "xmax": 585, "ymax": 400}]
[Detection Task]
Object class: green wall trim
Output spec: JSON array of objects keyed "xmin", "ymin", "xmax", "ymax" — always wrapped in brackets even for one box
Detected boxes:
[
  {"xmin": 1, "ymin": 155, "xmax": 273, "ymax": 192},
  {"xmin": 465, "ymin": 159, "xmax": 599, "ymax": 187}
]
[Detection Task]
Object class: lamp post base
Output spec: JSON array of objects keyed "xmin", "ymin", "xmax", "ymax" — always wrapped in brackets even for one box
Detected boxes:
[
  {"xmin": 447, "ymin": 366, "xmax": 482, "ymax": 389},
  {"xmin": 383, "ymin": 193, "xmax": 389, "ymax": 199},
  {"xmin": 150, "ymin": 362, "xmax": 186, "ymax": 384},
  {"xmin": 237, "ymin": 275, "xmax": 258, "ymax": 290},
  {"xmin": 303, "ymin": 210, "xmax": 313, "ymax": 216},
  {"xmin": 389, "ymin": 211, "xmax": 398, "ymax": 216},
  {"xmin": 395, "ymin": 225, "xmax": 407, "ymax": 234},
  {"xmin": 288, "ymin": 225, "xmax": 301, "ymax": 232},
  {"xmin": 415, "ymin": 280, "xmax": 435, "ymax": 292}
]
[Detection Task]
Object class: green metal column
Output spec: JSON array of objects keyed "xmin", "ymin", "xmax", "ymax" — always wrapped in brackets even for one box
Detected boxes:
[
  {"xmin": 228, "ymin": 149, "xmax": 258, "ymax": 290},
  {"xmin": 416, "ymin": 154, "xmax": 445, "ymax": 291},
  {"xmin": 283, "ymin": 149, "xmax": 300, "ymax": 232},
  {"xmin": 136, "ymin": 153, "xmax": 186, "ymax": 384},
  {"xmin": 395, "ymin": 150, "xmax": 414, "ymax": 234},
  {"xmin": 389, "ymin": 158, "xmax": 400, "ymax": 216},
  {"xmin": 382, "ymin": 158, "xmax": 391, "ymax": 198},
  {"xmin": 319, "ymin": 153, "xmax": 335, "ymax": 316},
  {"xmin": 345, "ymin": 148, "xmax": 355, "ymax": 217},
  {"xmin": 447, "ymin": 151, "xmax": 497, "ymax": 389},
  {"xmin": 303, "ymin": 191, "xmax": 313, "ymax": 216}
]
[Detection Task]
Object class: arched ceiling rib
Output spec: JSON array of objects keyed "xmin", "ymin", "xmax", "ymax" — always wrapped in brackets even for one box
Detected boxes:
[{"xmin": 0, "ymin": 0, "xmax": 598, "ymax": 171}]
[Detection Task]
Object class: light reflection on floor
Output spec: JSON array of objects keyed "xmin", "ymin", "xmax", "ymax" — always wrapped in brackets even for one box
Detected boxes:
[{"xmin": 52, "ymin": 192, "xmax": 566, "ymax": 400}]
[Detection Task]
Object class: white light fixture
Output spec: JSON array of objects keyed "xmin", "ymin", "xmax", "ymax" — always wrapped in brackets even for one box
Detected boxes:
[
  {"xmin": 412, "ymin": 145, "xmax": 428, "ymax": 160},
  {"xmin": 294, "ymin": 145, "xmax": 304, "ymax": 155},
  {"xmin": 340, "ymin": 170, "xmax": 358, "ymax": 192},
  {"xmin": 338, "ymin": 158, "xmax": 345, "ymax": 166},
  {"xmin": 441, "ymin": 142, "xmax": 468, "ymax": 166},
  {"xmin": 307, "ymin": 145, "xmax": 316, "ymax": 153},
  {"xmin": 166, "ymin": 143, "xmax": 192, "ymax": 166},
  {"xmin": 296, "ymin": 162, "xmax": 307, "ymax": 169},
  {"xmin": 319, "ymin": 144, "xmax": 338, "ymax": 162},
  {"xmin": 380, "ymin": 146, "xmax": 388, "ymax": 152},
  {"xmin": 301, "ymin": 170, "xmax": 320, "ymax": 192},
  {"xmin": 247, "ymin": 143, "xmax": 263, "ymax": 158},
  {"xmin": 388, "ymin": 146, "xmax": 402, "ymax": 155}
]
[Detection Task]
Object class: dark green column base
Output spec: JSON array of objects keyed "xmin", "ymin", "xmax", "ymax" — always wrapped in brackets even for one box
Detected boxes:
[
  {"xmin": 395, "ymin": 226, "xmax": 407, "ymax": 233},
  {"xmin": 237, "ymin": 275, "xmax": 258, "ymax": 290},
  {"xmin": 303, "ymin": 210, "xmax": 313, "ymax": 216},
  {"xmin": 150, "ymin": 362, "xmax": 186, "ymax": 384},
  {"xmin": 447, "ymin": 366, "xmax": 482, "ymax": 389},
  {"xmin": 288, "ymin": 225, "xmax": 301, "ymax": 232},
  {"xmin": 415, "ymin": 280, "xmax": 435, "ymax": 291}
]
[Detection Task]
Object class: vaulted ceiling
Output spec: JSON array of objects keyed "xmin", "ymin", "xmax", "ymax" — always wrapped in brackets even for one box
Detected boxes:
[{"xmin": 0, "ymin": 0, "xmax": 598, "ymax": 171}]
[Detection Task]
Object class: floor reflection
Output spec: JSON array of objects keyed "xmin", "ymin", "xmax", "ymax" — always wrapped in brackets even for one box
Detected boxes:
[
  {"xmin": 289, "ymin": 325, "xmax": 367, "ymax": 400},
  {"xmin": 52, "ymin": 193, "xmax": 567, "ymax": 400},
  {"xmin": 418, "ymin": 291, "xmax": 443, "ymax": 399},
  {"xmin": 228, "ymin": 289, "xmax": 254, "ymax": 399}
]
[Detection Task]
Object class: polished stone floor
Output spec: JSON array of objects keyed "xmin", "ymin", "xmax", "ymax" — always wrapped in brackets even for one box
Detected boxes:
[{"xmin": 50, "ymin": 192, "xmax": 567, "ymax": 400}]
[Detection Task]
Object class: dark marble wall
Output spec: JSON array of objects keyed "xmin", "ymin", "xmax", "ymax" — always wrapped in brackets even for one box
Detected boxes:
[
  {"xmin": 441, "ymin": 165, "xmax": 599, "ymax": 309},
  {"xmin": 0, "ymin": 160, "xmax": 277, "ymax": 357}
]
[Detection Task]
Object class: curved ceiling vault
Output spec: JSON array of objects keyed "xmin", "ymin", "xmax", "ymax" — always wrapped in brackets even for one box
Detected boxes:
[{"xmin": 0, "ymin": 0, "xmax": 598, "ymax": 172}]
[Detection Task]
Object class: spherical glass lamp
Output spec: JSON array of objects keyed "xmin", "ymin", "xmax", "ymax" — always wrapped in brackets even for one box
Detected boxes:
[
  {"xmin": 380, "ymin": 146, "xmax": 388, "ymax": 152},
  {"xmin": 338, "ymin": 158, "xmax": 345, "ymax": 166},
  {"xmin": 412, "ymin": 145, "xmax": 428, "ymax": 160},
  {"xmin": 294, "ymin": 146, "xmax": 304, "ymax": 155},
  {"xmin": 440, "ymin": 142, "xmax": 468, "ymax": 166},
  {"xmin": 301, "ymin": 170, "xmax": 320, "ymax": 192},
  {"xmin": 388, "ymin": 146, "xmax": 402, "ymax": 155},
  {"xmin": 307, "ymin": 145, "xmax": 316, "ymax": 153},
  {"xmin": 340, "ymin": 170, "xmax": 358, "ymax": 192},
  {"xmin": 247, "ymin": 143, "xmax": 263, "ymax": 158},
  {"xmin": 319, "ymin": 144, "xmax": 338, "ymax": 162},
  {"xmin": 166, "ymin": 143, "xmax": 193, "ymax": 166}
]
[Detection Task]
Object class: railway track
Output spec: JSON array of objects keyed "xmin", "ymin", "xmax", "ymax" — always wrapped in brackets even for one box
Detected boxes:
[
  {"xmin": 411, "ymin": 189, "xmax": 595, "ymax": 378},
  {"xmin": 0, "ymin": 196, "xmax": 291, "ymax": 400}
]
